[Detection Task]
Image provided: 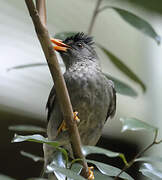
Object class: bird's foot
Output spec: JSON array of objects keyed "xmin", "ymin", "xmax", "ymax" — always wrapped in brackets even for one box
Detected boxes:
[
  {"xmin": 88, "ymin": 166, "xmax": 94, "ymax": 180},
  {"xmin": 57, "ymin": 120, "xmax": 67, "ymax": 134},
  {"xmin": 57, "ymin": 111, "xmax": 80, "ymax": 134},
  {"xmin": 73, "ymin": 111, "xmax": 80, "ymax": 123}
]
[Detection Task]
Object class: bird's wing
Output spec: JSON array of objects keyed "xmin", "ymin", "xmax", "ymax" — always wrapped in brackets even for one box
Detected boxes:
[
  {"xmin": 46, "ymin": 86, "xmax": 65, "ymax": 139},
  {"xmin": 106, "ymin": 80, "xmax": 116, "ymax": 121},
  {"xmin": 46, "ymin": 86, "xmax": 56, "ymax": 122}
]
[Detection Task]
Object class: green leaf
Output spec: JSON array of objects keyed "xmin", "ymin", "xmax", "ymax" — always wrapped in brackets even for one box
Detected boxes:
[
  {"xmin": 70, "ymin": 163, "xmax": 83, "ymax": 174},
  {"xmin": 0, "ymin": 174, "xmax": 16, "ymax": 180},
  {"xmin": 98, "ymin": 44, "xmax": 146, "ymax": 92},
  {"xmin": 82, "ymin": 145, "xmax": 120, "ymax": 157},
  {"xmin": 87, "ymin": 160, "xmax": 134, "ymax": 180},
  {"xmin": 26, "ymin": 178, "xmax": 47, "ymax": 180},
  {"xmin": 104, "ymin": 73, "xmax": 138, "ymax": 97},
  {"xmin": 47, "ymin": 152, "xmax": 67, "ymax": 180},
  {"xmin": 135, "ymin": 156, "xmax": 162, "ymax": 164},
  {"xmin": 54, "ymin": 32, "xmax": 77, "ymax": 40},
  {"xmin": 69, "ymin": 159, "xmax": 83, "ymax": 174},
  {"xmin": 7, "ymin": 63, "xmax": 64, "ymax": 71},
  {"xmin": 12, "ymin": 134, "xmax": 60, "ymax": 147},
  {"xmin": 20, "ymin": 151, "xmax": 44, "ymax": 162},
  {"xmin": 111, "ymin": 7, "xmax": 161, "ymax": 44},
  {"xmin": 139, "ymin": 163, "xmax": 162, "ymax": 180},
  {"xmin": 94, "ymin": 170, "xmax": 114, "ymax": 180},
  {"xmin": 56, "ymin": 147, "xmax": 69, "ymax": 166},
  {"xmin": 7, "ymin": 63, "xmax": 47, "ymax": 71},
  {"xmin": 71, "ymin": 158, "xmax": 83, "ymax": 165},
  {"xmin": 9, "ymin": 125, "xmax": 46, "ymax": 133},
  {"xmin": 47, "ymin": 163, "xmax": 86, "ymax": 180},
  {"xmin": 82, "ymin": 146, "xmax": 128, "ymax": 166},
  {"xmin": 120, "ymin": 117, "xmax": 158, "ymax": 133},
  {"xmin": 13, "ymin": 135, "xmax": 68, "ymax": 166},
  {"xmin": 49, "ymin": 153, "xmax": 82, "ymax": 179},
  {"xmin": 53, "ymin": 151, "xmax": 66, "ymax": 168}
]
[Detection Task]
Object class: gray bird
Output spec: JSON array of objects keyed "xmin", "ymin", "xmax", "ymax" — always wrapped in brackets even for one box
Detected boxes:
[{"xmin": 43, "ymin": 33, "xmax": 116, "ymax": 176}]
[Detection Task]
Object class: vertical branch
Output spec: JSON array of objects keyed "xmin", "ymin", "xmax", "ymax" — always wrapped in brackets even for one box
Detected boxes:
[
  {"xmin": 36, "ymin": 0, "xmax": 47, "ymax": 26},
  {"xmin": 88, "ymin": 0, "xmax": 102, "ymax": 35},
  {"xmin": 25, "ymin": 0, "xmax": 89, "ymax": 178}
]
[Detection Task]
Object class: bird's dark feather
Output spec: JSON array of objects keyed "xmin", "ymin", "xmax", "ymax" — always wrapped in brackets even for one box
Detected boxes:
[
  {"xmin": 106, "ymin": 86, "xmax": 116, "ymax": 121},
  {"xmin": 47, "ymin": 83, "xmax": 116, "ymax": 123},
  {"xmin": 63, "ymin": 32, "xmax": 94, "ymax": 46},
  {"xmin": 47, "ymin": 32, "xmax": 116, "ymax": 124},
  {"xmin": 46, "ymin": 86, "xmax": 56, "ymax": 122}
]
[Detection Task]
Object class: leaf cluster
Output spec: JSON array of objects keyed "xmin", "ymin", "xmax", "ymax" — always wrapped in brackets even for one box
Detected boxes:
[{"xmin": 6, "ymin": 118, "xmax": 162, "ymax": 180}]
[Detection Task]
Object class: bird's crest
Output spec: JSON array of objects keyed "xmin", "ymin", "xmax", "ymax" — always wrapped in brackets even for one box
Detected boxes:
[{"xmin": 64, "ymin": 32, "xmax": 94, "ymax": 46}]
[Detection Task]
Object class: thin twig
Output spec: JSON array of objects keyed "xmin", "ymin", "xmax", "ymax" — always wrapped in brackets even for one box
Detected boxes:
[
  {"xmin": 88, "ymin": 0, "xmax": 102, "ymax": 35},
  {"xmin": 97, "ymin": 5, "xmax": 111, "ymax": 13},
  {"xmin": 155, "ymin": 139, "xmax": 162, "ymax": 144},
  {"xmin": 24, "ymin": 0, "xmax": 89, "ymax": 178},
  {"xmin": 114, "ymin": 130, "xmax": 161, "ymax": 180}
]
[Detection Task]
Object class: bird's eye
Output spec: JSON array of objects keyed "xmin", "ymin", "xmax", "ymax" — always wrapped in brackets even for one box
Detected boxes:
[{"xmin": 77, "ymin": 43, "xmax": 83, "ymax": 48}]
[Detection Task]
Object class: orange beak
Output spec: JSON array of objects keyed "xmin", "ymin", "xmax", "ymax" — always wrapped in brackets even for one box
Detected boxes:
[{"xmin": 51, "ymin": 38, "xmax": 70, "ymax": 52}]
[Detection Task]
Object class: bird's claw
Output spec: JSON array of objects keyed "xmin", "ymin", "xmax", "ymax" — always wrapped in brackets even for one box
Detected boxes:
[
  {"xmin": 57, "ymin": 111, "xmax": 80, "ymax": 134},
  {"xmin": 73, "ymin": 111, "xmax": 80, "ymax": 123},
  {"xmin": 88, "ymin": 166, "xmax": 94, "ymax": 180},
  {"xmin": 57, "ymin": 120, "xmax": 67, "ymax": 134}
]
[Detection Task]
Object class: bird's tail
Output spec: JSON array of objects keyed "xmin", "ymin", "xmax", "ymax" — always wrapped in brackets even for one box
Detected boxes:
[
  {"xmin": 42, "ymin": 143, "xmax": 69, "ymax": 180},
  {"xmin": 41, "ymin": 143, "xmax": 58, "ymax": 179}
]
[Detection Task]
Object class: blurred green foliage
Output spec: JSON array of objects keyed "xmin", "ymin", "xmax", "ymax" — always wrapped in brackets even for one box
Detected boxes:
[{"xmin": 122, "ymin": 0, "xmax": 162, "ymax": 14}]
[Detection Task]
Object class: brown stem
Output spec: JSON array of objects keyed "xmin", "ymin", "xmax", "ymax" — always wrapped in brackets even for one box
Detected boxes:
[
  {"xmin": 114, "ymin": 142, "xmax": 155, "ymax": 180},
  {"xmin": 88, "ymin": 0, "xmax": 102, "ymax": 35},
  {"xmin": 114, "ymin": 130, "xmax": 160, "ymax": 180},
  {"xmin": 24, "ymin": 0, "xmax": 89, "ymax": 178},
  {"xmin": 36, "ymin": 0, "xmax": 47, "ymax": 26}
]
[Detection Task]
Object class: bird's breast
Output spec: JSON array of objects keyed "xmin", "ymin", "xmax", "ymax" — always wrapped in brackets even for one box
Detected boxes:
[{"xmin": 64, "ymin": 68, "xmax": 111, "ymax": 141}]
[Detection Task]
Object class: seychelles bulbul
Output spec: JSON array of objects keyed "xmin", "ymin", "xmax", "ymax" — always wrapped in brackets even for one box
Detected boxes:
[{"xmin": 43, "ymin": 32, "xmax": 116, "ymax": 179}]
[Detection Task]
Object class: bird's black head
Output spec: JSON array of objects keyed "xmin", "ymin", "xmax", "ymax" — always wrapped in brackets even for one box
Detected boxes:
[
  {"xmin": 51, "ymin": 33, "xmax": 98, "ymax": 69},
  {"xmin": 63, "ymin": 32, "xmax": 94, "ymax": 48}
]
